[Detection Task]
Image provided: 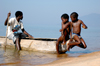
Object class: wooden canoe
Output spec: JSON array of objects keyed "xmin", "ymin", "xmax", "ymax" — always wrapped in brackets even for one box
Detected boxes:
[{"xmin": 0, "ymin": 36, "xmax": 68, "ymax": 53}]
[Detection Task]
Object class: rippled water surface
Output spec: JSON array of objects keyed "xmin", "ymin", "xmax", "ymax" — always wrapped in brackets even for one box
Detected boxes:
[{"xmin": 0, "ymin": 48, "xmax": 70, "ymax": 66}]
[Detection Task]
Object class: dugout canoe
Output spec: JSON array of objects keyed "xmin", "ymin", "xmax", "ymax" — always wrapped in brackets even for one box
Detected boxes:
[{"xmin": 0, "ymin": 36, "xmax": 68, "ymax": 53}]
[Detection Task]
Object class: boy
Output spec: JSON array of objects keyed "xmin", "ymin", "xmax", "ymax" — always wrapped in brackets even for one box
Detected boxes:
[
  {"xmin": 56, "ymin": 14, "xmax": 71, "ymax": 54},
  {"xmin": 4, "ymin": 11, "xmax": 33, "ymax": 50},
  {"xmin": 67, "ymin": 12, "xmax": 87, "ymax": 51}
]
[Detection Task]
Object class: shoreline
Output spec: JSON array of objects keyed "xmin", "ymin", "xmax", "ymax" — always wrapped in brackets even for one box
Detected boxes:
[{"xmin": 38, "ymin": 51, "xmax": 100, "ymax": 66}]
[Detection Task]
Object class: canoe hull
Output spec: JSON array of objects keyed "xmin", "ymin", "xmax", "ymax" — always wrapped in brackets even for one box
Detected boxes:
[{"xmin": 0, "ymin": 36, "xmax": 67, "ymax": 53}]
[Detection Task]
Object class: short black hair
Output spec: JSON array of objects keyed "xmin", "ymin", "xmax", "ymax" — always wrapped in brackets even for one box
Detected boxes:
[
  {"xmin": 61, "ymin": 13, "xmax": 69, "ymax": 19},
  {"xmin": 70, "ymin": 12, "xmax": 78, "ymax": 18},
  {"xmin": 15, "ymin": 11, "xmax": 23, "ymax": 17}
]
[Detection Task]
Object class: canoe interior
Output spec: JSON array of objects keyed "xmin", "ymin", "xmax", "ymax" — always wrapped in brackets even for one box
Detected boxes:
[{"xmin": 0, "ymin": 36, "xmax": 57, "ymax": 41}]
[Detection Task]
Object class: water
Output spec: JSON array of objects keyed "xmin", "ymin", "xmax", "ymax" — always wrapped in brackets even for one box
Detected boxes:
[
  {"xmin": 66, "ymin": 26, "xmax": 100, "ymax": 56},
  {"xmin": 1, "ymin": 21, "xmax": 100, "ymax": 65},
  {"xmin": 0, "ymin": 48, "xmax": 69, "ymax": 66}
]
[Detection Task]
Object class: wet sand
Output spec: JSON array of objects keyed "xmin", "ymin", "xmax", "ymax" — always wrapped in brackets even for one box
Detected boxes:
[{"xmin": 39, "ymin": 51, "xmax": 100, "ymax": 66}]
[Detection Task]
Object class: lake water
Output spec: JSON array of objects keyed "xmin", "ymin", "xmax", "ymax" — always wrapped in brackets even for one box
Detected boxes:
[
  {"xmin": 0, "ymin": 23, "xmax": 100, "ymax": 65},
  {"xmin": 0, "ymin": 48, "xmax": 69, "ymax": 66}
]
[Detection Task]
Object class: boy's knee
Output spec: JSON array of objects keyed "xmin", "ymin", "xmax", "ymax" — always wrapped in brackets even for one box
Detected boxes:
[
  {"xmin": 84, "ymin": 45, "xmax": 87, "ymax": 49},
  {"xmin": 78, "ymin": 40, "xmax": 81, "ymax": 44},
  {"xmin": 79, "ymin": 44, "xmax": 87, "ymax": 49}
]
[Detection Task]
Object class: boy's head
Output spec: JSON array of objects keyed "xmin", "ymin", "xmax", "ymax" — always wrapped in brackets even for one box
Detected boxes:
[
  {"xmin": 61, "ymin": 14, "xmax": 69, "ymax": 23},
  {"xmin": 70, "ymin": 12, "xmax": 78, "ymax": 22},
  {"xmin": 15, "ymin": 11, "xmax": 23, "ymax": 20}
]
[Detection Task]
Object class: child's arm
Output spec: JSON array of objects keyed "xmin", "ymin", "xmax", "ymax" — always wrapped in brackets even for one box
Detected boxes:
[
  {"xmin": 59, "ymin": 22, "xmax": 64, "ymax": 35},
  {"xmin": 80, "ymin": 20, "xmax": 88, "ymax": 29},
  {"xmin": 22, "ymin": 28, "xmax": 34, "ymax": 38},
  {"xmin": 70, "ymin": 22, "xmax": 72, "ymax": 40},
  {"xmin": 60, "ymin": 22, "xmax": 70, "ymax": 32}
]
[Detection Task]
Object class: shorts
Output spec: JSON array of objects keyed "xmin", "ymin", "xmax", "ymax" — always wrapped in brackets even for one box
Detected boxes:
[
  {"xmin": 7, "ymin": 33, "xmax": 28, "ymax": 44},
  {"xmin": 72, "ymin": 33, "xmax": 82, "ymax": 39}
]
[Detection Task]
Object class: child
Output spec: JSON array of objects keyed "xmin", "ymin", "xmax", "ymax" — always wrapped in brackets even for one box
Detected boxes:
[
  {"xmin": 67, "ymin": 12, "xmax": 87, "ymax": 51},
  {"xmin": 56, "ymin": 14, "xmax": 72, "ymax": 54},
  {"xmin": 4, "ymin": 11, "xmax": 34, "ymax": 50}
]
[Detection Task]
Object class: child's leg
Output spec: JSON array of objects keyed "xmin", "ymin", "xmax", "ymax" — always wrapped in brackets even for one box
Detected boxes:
[
  {"xmin": 79, "ymin": 38, "xmax": 87, "ymax": 49},
  {"xmin": 16, "ymin": 38, "xmax": 21, "ymax": 50},
  {"xmin": 67, "ymin": 35, "xmax": 81, "ymax": 51},
  {"xmin": 56, "ymin": 36, "xmax": 63, "ymax": 54},
  {"xmin": 68, "ymin": 39, "xmax": 75, "ymax": 49},
  {"xmin": 62, "ymin": 30, "xmax": 68, "ymax": 45},
  {"xmin": 69, "ymin": 35, "xmax": 81, "ymax": 45}
]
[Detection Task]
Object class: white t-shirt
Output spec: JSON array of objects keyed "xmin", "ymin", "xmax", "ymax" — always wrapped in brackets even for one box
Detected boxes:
[{"xmin": 7, "ymin": 17, "xmax": 24, "ymax": 37}]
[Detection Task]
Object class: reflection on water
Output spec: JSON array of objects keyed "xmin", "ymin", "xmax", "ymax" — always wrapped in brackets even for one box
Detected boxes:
[
  {"xmin": 0, "ymin": 46, "xmax": 100, "ymax": 66},
  {"xmin": 0, "ymin": 48, "xmax": 68, "ymax": 66}
]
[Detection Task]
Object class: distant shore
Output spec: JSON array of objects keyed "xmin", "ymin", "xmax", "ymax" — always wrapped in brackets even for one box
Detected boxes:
[{"xmin": 39, "ymin": 51, "xmax": 100, "ymax": 66}]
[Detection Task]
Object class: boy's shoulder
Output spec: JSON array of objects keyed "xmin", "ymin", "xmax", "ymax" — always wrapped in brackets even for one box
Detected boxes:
[
  {"xmin": 69, "ymin": 21, "xmax": 73, "ymax": 24},
  {"xmin": 66, "ymin": 22, "xmax": 71, "ymax": 25},
  {"xmin": 69, "ymin": 21, "xmax": 72, "ymax": 24},
  {"xmin": 9, "ymin": 17, "xmax": 16, "ymax": 21},
  {"xmin": 78, "ymin": 19, "xmax": 83, "ymax": 22},
  {"xmin": 10, "ymin": 17, "xmax": 15, "ymax": 20},
  {"xmin": 66, "ymin": 22, "xmax": 72, "ymax": 26},
  {"xmin": 9, "ymin": 17, "xmax": 15, "ymax": 22},
  {"xmin": 72, "ymin": 19, "xmax": 83, "ymax": 24}
]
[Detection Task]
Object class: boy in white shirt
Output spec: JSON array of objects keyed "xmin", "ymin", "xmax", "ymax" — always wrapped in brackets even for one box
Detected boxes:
[{"xmin": 4, "ymin": 11, "xmax": 34, "ymax": 50}]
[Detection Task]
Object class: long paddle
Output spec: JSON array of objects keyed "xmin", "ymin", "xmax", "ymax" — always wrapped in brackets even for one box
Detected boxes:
[{"xmin": 4, "ymin": 12, "xmax": 10, "ymax": 51}]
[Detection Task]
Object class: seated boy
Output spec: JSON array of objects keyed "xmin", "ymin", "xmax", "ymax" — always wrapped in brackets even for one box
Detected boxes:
[
  {"xmin": 4, "ymin": 11, "xmax": 33, "ymax": 50},
  {"xmin": 56, "ymin": 14, "xmax": 72, "ymax": 54}
]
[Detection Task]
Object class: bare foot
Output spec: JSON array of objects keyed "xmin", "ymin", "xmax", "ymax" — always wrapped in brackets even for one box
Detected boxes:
[{"xmin": 61, "ymin": 42, "xmax": 66, "ymax": 45}]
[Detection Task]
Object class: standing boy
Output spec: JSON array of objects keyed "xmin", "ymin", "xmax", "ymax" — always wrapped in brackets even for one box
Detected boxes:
[
  {"xmin": 56, "ymin": 14, "xmax": 71, "ymax": 54},
  {"xmin": 4, "ymin": 11, "xmax": 33, "ymax": 50},
  {"xmin": 67, "ymin": 12, "xmax": 87, "ymax": 51}
]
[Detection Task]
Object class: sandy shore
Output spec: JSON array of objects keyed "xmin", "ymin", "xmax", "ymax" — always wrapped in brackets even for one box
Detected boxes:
[{"xmin": 39, "ymin": 51, "xmax": 100, "ymax": 66}]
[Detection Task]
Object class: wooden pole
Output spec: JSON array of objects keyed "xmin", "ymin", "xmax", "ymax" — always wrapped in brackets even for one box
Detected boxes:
[{"xmin": 4, "ymin": 11, "xmax": 10, "ymax": 51}]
